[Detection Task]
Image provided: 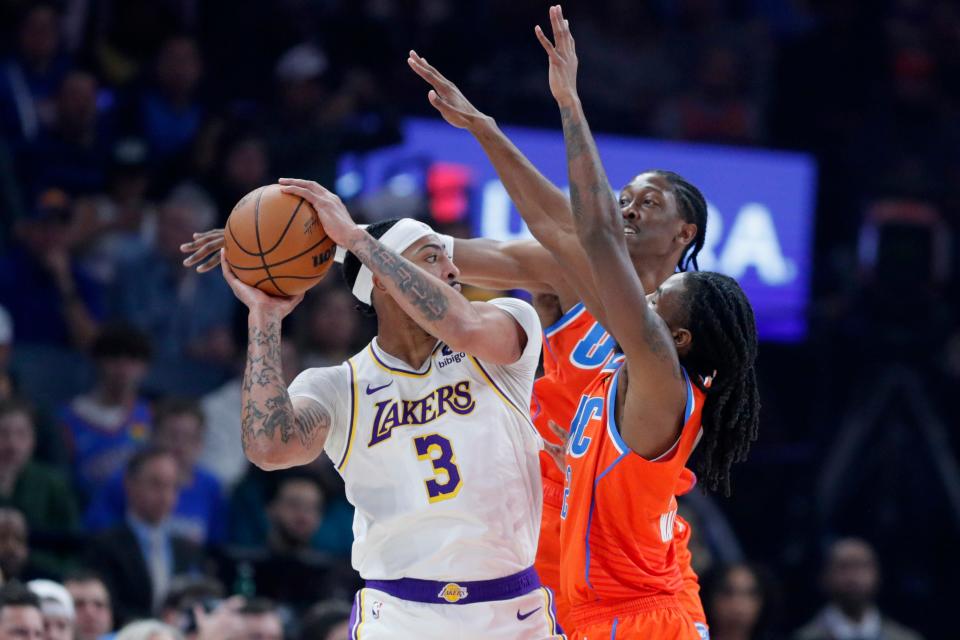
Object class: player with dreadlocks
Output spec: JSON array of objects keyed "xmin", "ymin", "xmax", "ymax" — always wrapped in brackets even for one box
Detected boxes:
[{"xmin": 529, "ymin": 6, "xmax": 759, "ymax": 638}]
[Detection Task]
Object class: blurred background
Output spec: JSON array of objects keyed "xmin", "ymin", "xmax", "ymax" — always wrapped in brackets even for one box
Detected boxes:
[{"xmin": 0, "ymin": 0, "xmax": 957, "ymax": 639}]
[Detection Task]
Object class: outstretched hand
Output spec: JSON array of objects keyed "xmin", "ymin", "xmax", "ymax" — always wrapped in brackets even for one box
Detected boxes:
[
  {"xmin": 534, "ymin": 5, "xmax": 579, "ymax": 106},
  {"xmin": 181, "ymin": 228, "xmax": 225, "ymax": 272},
  {"xmin": 407, "ymin": 50, "xmax": 487, "ymax": 131}
]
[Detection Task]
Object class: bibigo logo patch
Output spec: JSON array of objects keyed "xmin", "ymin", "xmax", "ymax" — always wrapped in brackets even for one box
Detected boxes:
[{"xmin": 437, "ymin": 583, "xmax": 468, "ymax": 603}]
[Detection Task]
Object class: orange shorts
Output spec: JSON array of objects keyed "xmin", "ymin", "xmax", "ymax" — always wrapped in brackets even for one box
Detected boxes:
[
  {"xmin": 568, "ymin": 596, "xmax": 704, "ymax": 640},
  {"xmin": 535, "ymin": 475, "xmax": 571, "ymax": 631}
]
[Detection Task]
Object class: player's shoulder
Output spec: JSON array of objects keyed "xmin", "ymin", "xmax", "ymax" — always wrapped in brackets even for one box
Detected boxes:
[{"xmin": 288, "ymin": 359, "xmax": 354, "ymax": 395}]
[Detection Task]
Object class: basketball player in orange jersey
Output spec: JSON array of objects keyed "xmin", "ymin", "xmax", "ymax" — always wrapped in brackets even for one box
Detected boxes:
[{"xmin": 524, "ymin": 6, "xmax": 761, "ymax": 638}]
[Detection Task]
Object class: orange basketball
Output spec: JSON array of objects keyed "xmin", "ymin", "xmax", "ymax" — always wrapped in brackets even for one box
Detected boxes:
[{"xmin": 223, "ymin": 184, "xmax": 336, "ymax": 296}]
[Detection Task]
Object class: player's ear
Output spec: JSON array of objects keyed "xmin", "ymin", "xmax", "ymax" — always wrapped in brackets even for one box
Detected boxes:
[
  {"xmin": 673, "ymin": 328, "xmax": 692, "ymax": 356},
  {"xmin": 676, "ymin": 222, "xmax": 697, "ymax": 248}
]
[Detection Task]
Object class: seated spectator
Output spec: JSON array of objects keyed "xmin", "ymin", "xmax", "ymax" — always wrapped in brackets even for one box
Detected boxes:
[
  {"xmin": 0, "ymin": 189, "xmax": 103, "ymax": 349},
  {"xmin": 0, "ymin": 3, "xmax": 71, "ymax": 143},
  {"xmin": 63, "ymin": 570, "xmax": 113, "ymax": 640},
  {"xmin": 157, "ymin": 575, "xmax": 223, "ymax": 636},
  {"xmin": 227, "ymin": 457, "xmax": 353, "ymax": 556},
  {"xmin": 26, "ymin": 579, "xmax": 74, "ymax": 640},
  {"xmin": 86, "ymin": 448, "xmax": 207, "ymax": 626},
  {"xmin": 59, "ymin": 324, "xmax": 152, "ymax": 504},
  {"xmin": 19, "ymin": 69, "xmax": 113, "ymax": 198},
  {"xmin": 86, "ymin": 398, "xmax": 225, "ymax": 545},
  {"xmin": 0, "ymin": 306, "xmax": 11, "ymax": 401},
  {"xmin": 222, "ymin": 474, "xmax": 357, "ymax": 612},
  {"xmin": 703, "ymin": 563, "xmax": 779, "ymax": 640},
  {"xmin": 238, "ymin": 599, "xmax": 282, "ymax": 640},
  {"xmin": 0, "ymin": 509, "xmax": 57, "ymax": 583},
  {"xmin": 298, "ymin": 600, "xmax": 351, "ymax": 640},
  {"xmin": 793, "ymin": 538, "xmax": 924, "ymax": 640},
  {"xmin": 110, "ymin": 184, "xmax": 236, "ymax": 372},
  {"xmin": 0, "ymin": 398, "xmax": 79, "ymax": 539},
  {"xmin": 0, "ymin": 581, "xmax": 45, "ymax": 639}
]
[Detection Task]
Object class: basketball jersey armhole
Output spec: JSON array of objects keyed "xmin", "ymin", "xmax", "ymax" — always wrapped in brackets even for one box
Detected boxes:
[
  {"xmin": 334, "ymin": 358, "xmax": 360, "ymax": 472},
  {"xmin": 604, "ymin": 365, "xmax": 697, "ymax": 462},
  {"xmin": 543, "ymin": 301, "xmax": 586, "ymax": 338}
]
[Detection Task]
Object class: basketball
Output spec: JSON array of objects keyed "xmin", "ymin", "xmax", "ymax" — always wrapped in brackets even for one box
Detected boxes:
[{"xmin": 223, "ymin": 184, "xmax": 336, "ymax": 296}]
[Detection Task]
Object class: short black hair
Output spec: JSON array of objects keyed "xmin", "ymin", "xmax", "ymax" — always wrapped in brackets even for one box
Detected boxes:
[
  {"xmin": 124, "ymin": 446, "xmax": 175, "ymax": 480},
  {"xmin": 0, "ymin": 397, "xmax": 35, "ymax": 425},
  {"xmin": 264, "ymin": 469, "xmax": 325, "ymax": 506},
  {"xmin": 298, "ymin": 600, "xmax": 352, "ymax": 640},
  {"xmin": 238, "ymin": 597, "xmax": 278, "ymax": 616},
  {"xmin": 62, "ymin": 568, "xmax": 108, "ymax": 586},
  {"xmin": 0, "ymin": 582, "xmax": 41, "ymax": 613},
  {"xmin": 161, "ymin": 576, "xmax": 224, "ymax": 611},
  {"xmin": 342, "ymin": 218, "xmax": 404, "ymax": 316},
  {"xmin": 153, "ymin": 397, "xmax": 205, "ymax": 433},
  {"xmin": 91, "ymin": 323, "xmax": 152, "ymax": 361}
]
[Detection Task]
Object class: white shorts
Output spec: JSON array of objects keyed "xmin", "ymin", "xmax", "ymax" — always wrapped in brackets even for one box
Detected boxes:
[{"xmin": 348, "ymin": 585, "xmax": 565, "ymax": 639}]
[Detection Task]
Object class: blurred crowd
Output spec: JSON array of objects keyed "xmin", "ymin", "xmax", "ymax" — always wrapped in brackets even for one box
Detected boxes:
[{"xmin": 0, "ymin": 0, "xmax": 957, "ymax": 638}]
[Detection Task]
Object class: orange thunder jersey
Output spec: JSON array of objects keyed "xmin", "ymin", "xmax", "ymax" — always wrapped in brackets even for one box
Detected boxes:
[
  {"xmin": 559, "ymin": 356, "xmax": 706, "ymax": 608},
  {"xmin": 531, "ymin": 302, "xmax": 617, "ymax": 487}
]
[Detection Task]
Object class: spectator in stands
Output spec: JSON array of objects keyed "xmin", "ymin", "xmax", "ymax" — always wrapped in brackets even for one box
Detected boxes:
[
  {"xmin": 298, "ymin": 600, "xmax": 351, "ymax": 640},
  {"xmin": 115, "ymin": 619, "xmax": 182, "ymax": 640},
  {"xmin": 0, "ymin": 188, "xmax": 103, "ymax": 349},
  {"xmin": 26, "ymin": 580, "xmax": 74, "ymax": 640},
  {"xmin": 86, "ymin": 448, "xmax": 206, "ymax": 626},
  {"xmin": 20, "ymin": 69, "xmax": 113, "ymax": 198},
  {"xmin": 63, "ymin": 571, "xmax": 113, "ymax": 640},
  {"xmin": 0, "ymin": 509, "xmax": 58, "ymax": 583},
  {"xmin": 157, "ymin": 575, "xmax": 224, "ymax": 635},
  {"xmin": 704, "ymin": 563, "xmax": 779, "ymax": 640},
  {"xmin": 59, "ymin": 324, "xmax": 152, "ymax": 504},
  {"xmin": 0, "ymin": 3, "xmax": 71, "ymax": 144},
  {"xmin": 793, "ymin": 538, "xmax": 924, "ymax": 640},
  {"xmin": 0, "ymin": 307, "xmax": 12, "ymax": 401},
  {"xmin": 110, "ymin": 184, "xmax": 236, "ymax": 374},
  {"xmin": 238, "ymin": 599, "xmax": 282, "ymax": 640},
  {"xmin": 223, "ymin": 474, "xmax": 356, "ymax": 611},
  {"xmin": 0, "ymin": 399, "xmax": 78, "ymax": 539},
  {"xmin": 297, "ymin": 287, "xmax": 362, "ymax": 369},
  {"xmin": 86, "ymin": 398, "xmax": 225, "ymax": 545},
  {"xmin": 207, "ymin": 131, "xmax": 270, "ymax": 226},
  {"xmin": 0, "ymin": 581, "xmax": 45, "ymax": 640}
]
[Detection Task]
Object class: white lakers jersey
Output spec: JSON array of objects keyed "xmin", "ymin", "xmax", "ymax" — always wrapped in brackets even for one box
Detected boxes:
[{"xmin": 288, "ymin": 298, "xmax": 544, "ymax": 581}]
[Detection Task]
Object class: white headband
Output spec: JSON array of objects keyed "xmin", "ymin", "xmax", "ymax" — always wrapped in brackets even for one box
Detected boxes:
[{"xmin": 335, "ymin": 219, "xmax": 454, "ymax": 305}]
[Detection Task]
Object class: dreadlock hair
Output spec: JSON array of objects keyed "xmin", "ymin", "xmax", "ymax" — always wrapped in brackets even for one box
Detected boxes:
[
  {"xmin": 680, "ymin": 271, "xmax": 759, "ymax": 496},
  {"xmin": 342, "ymin": 218, "xmax": 403, "ymax": 317},
  {"xmin": 650, "ymin": 170, "xmax": 708, "ymax": 272}
]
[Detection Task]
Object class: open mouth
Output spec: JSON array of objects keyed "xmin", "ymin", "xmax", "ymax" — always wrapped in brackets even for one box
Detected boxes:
[
  {"xmin": 451, "ymin": 281, "xmax": 463, "ymax": 292},
  {"xmin": 624, "ymin": 225, "xmax": 639, "ymax": 236}
]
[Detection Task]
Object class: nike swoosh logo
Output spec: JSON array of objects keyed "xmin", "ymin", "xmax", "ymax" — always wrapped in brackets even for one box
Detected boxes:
[
  {"xmin": 366, "ymin": 381, "xmax": 393, "ymax": 395},
  {"xmin": 516, "ymin": 607, "xmax": 541, "ymax": 621}
]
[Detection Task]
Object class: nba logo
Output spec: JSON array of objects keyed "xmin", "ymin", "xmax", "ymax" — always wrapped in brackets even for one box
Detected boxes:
[{"xmin": 371, "ymin": 600, "xmax": 383, "ymax": 620}]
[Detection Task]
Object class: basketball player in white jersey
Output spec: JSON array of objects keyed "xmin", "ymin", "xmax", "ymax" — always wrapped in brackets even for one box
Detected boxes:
[{"xmin": 219, "ymin": 178, "xmax": 563, "ymax": 640}]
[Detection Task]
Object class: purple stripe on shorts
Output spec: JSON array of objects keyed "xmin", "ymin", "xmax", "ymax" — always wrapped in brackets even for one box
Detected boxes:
[
  {"xmin": 349, "ymin": 591, "xmax": 360, "ymax": 639},
  {"xmin": 364, "ymin": 566, "xmax": 541, "ymax": 605}
]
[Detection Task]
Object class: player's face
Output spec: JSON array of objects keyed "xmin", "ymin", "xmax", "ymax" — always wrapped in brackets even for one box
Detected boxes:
[
  {"xmin": 619, "ymin": 173, "xmax": 692, "ymax": 264},
  {"xmin": 647, "ymin": 272, "xmax": 692, "ymax": 354},
  {"xmin": 403, "ymin": 235, "xmax": 462, "ymax": 293}
]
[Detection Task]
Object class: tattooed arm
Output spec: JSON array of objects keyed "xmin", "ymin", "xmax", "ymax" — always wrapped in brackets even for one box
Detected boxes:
[
  {"xmin": 279, "ymin": 179, "xmax": 528, "ymax": 365},
  {"xmin": 537, "ymin": 6, "xmax": 685, "ymax": 455},
  {"xmin": 220, "ymin": 255, "xmax": 330, "ymax": 470}
]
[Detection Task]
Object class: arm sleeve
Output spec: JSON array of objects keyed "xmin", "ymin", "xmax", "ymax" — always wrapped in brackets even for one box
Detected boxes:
[
  {"xmin": 287, "ymin": 362, "xmax": 353, "ymax": 465},
  {"xmin": 478, "ymin": 297, "xmax": 543, "ymax": 409}
]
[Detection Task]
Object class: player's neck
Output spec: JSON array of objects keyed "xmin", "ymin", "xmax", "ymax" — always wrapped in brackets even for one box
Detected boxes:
[
  {"xmin": 633, "ymin": 258, "xmax": 677, "ymax": 293},
  {"xmin": 376, "ymin": 313, "xmax": 439, "ymax": 371}
]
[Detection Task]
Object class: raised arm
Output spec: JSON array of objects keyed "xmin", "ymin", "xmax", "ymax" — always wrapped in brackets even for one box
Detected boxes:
[
  {"xmin": 408, "ymin": 52, "xmax": 607, "ymax": 321},
  {"xmin": 536, "ymin": 6, "xmax": 685, "ymax": 450},
  {"xmin": 219, "ymin": 259, "xmax": 330, "ymax": 470},
  {"xmin": 280, "ymin": 179, "xmax": 529, "ymax": 365}
]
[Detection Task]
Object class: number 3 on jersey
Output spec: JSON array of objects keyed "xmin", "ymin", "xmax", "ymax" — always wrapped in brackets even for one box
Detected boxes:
[{"xmin": 413, "ymin": 434, "xmax": 462, "ymax": 503}]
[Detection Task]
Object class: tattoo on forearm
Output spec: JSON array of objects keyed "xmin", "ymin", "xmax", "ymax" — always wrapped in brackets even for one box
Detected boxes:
[
  {"xmin": 352, "ymin": 235, "xmax": 449, "ymax": 322},
  {"xmin": 560, "ymin": 106, "xmax": 613, "ymax": 225}
]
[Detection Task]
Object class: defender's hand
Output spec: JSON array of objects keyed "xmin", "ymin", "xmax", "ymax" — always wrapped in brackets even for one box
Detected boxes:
[
  {"xmin": 407, "ymin": 50, "xmax": 487, "ymax": 131},
  {"xmin": 278, "ymin": 178, "xmax": 360, "ymax": 247},
  {"xmin": 542, "ymin": 419, "xmax": 570, "ymax": 471},
  {"xmin": 220, "ymin": 250, "xmax": 303, "ymax": 318},
  {"xmin": 181, "ymin": 228, "xmax": 225, "ymax": 273},
  {"xmin": 535, "ymin": 5, "xmax": 579, "ymax": 106}
]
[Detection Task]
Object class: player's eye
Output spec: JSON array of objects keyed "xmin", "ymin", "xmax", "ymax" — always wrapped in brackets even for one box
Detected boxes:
[
  {"xmin": 426, "ymin": 254, "xmax": 438, "ymax": 263},
  {"xmin": 619, "ymin": 197, "xmax": 629, "ymax": 207}
]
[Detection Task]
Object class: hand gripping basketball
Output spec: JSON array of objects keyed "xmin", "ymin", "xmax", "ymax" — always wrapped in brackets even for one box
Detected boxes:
[{"xmin": 277, "ymin": 178, "xmax": 361, "ymax": 247}]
